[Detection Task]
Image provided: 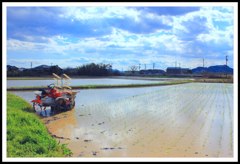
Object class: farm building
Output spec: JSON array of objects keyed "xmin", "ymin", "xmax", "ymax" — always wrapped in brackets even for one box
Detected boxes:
[
  {"xmin": 166, "ymin": 67, "xmax": 192, "ymax": 75},
  {"xmin": 139, "ymin": 69, "xmax": 166, "ymax": 75}
]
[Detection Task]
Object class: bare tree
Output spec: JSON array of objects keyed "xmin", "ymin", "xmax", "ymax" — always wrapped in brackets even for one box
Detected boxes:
[{"xmin": 129, "ymin": 65, "xmax": 138, "ymax": 74}]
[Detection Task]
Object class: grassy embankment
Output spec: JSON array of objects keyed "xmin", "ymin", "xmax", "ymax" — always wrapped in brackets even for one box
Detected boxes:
[
  {"xmin": 192, "ymin": 78, "xmax": 233, "ymax": 83},
  {"xmin": 7, "ymin": 80, "xmax": 193, "ymax": 91},
  {"xmin": 7, "ymin": 93, "xmax": 72, "ymax": 157}
]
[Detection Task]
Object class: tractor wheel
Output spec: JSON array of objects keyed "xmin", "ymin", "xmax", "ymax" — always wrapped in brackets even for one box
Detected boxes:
[
  {"xmin": 50, "ymin": 106, "xmax": 56, "ymax": 115},
  {"xmin": 33, "ymin": 102, "xmax": 41, "ymax": 112},
  {"xmin": 67, "ymin": 99, "xmax": 75, "ymax": 111},
  {"xmin": 55, "ymin": 98, "xmax": 67, "ymax": 112},
  {"xmin": 71, "ymin": 100, "xmax": 75, "ymax": 109}
]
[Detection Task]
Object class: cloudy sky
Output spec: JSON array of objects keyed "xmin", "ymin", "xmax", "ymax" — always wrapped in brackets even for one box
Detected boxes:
[{"xmin": 6, "ymin": 4, "xmax": 235, "ymax": 70}]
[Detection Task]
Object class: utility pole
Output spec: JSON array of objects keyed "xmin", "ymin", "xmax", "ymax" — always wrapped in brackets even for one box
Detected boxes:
[
  {"xmin": 144, "ymin": 64, "xmax": 146, "ymax": 70},
  {"xmin": 226, "ymin": 55, "xmax": 228, "ymax": 78},
  {"xmin": 110, "ymin": 63, "xmax": 113, "ymax": 70},
  {"xmin": 179, "ymin": 63, "xmax": 181, "ymax": 74},
  {"xmin": 31, "ymin": 62, "xmax": 32, "ymax": 69},
  {"xmin": 202, "ymin": 58, "xmax": 205, "ymax": 74},
  {"xmin": 139, "ymin": 63, "xmax": 141, "ymax": 71},
  {"xmin": 153, "ymin": 63, "xmax": 155, "ymax": 70},
  {"xmin": 226, "ymin": 55, "xmax": 228, "ymax": 66}
]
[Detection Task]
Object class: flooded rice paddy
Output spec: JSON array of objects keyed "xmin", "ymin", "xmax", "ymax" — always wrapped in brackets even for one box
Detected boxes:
[
  {"xmin": 7, "ymin": 78, "xmax": 164, "ymax": 88},
  {"xmin": 11, "ymin": 83, "xmax": 233, "ymax": 157}
]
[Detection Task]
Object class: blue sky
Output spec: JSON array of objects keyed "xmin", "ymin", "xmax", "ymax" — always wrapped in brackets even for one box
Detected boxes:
[{"xmin": 6, "ymin": 5, "xmax": 234, "ymax": 70}]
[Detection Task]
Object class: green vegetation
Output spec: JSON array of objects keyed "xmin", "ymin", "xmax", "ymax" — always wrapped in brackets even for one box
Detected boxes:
[
  {"xmin": 7, "ymin": 63, "xmax": 120, "ymax": 77},
  {"xmin": 193, "ymin": 78, "xmax": 233, "ymax": 83},
  {"xmin": 7, "ymin": 93, "xmax": 72, "ymax": 157}
]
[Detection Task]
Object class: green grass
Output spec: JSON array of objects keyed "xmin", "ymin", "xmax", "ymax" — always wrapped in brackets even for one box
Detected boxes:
[
  {"xmin": 192, "ymin": 78, "xmax": 233, "ymax": 83},
  {"xmin": 7, "ymin": 93, "xmax": 72, "ymax": 157}
]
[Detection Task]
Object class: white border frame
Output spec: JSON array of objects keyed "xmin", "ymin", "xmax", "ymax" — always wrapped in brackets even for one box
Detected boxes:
[{"xmin": 2, "ymin": 2, "xmax": 238, "ymax": 162}]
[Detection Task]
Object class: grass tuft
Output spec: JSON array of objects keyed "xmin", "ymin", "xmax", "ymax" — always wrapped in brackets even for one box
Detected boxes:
[{"xmin": 7, "ymin": 93, "xmax": 72, "ymax": 157}]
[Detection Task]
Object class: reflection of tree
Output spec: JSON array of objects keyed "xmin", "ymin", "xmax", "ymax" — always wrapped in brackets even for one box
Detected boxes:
[{"xmin": 129, "ymin": 65, "xmax": 138, "ymax": 74}]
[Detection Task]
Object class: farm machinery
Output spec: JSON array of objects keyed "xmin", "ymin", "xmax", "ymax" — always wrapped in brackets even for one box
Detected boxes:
[{"xmin": 31, "ymin": 73, "xmax": 77, "ymax": 115}]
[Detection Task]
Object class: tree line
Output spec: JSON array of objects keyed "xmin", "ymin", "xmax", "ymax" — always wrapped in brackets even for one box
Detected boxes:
[{"xmin": 7, "ymin": 63, "xmax": 121, "ymax": 77}]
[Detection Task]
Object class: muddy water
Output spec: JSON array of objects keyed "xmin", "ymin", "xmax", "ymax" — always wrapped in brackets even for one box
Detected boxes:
[{"xmin": 11, "ymin": 83, "xmax": 234, "ymax": 157}]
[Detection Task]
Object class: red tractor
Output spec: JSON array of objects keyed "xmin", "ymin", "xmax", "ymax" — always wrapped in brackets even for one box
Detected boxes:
[{"xmin": 31, "ymin": 73, "xmax": 77, "ymax": 115}]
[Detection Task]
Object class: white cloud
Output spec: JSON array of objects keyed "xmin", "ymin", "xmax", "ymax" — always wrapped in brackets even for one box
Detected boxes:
[
  {"xmin": 7, "ymin": 39, "xmax": 39, "ymax": 50},
  {"xmin": 7, "ymin": 6, "xmax": 235, "ymax": 70},
  {"xmin": 60, "ymin": 7, "xmax": 141, "ymax": 21}
]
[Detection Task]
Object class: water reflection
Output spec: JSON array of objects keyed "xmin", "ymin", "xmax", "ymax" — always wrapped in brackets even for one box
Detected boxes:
[
  {"xmin": 7, "ymin": 78, "xmax": 162, "ymax": 88},
  {"xmin": 11, "ymin": 86, "xmax": 171, "ymax": 109}
]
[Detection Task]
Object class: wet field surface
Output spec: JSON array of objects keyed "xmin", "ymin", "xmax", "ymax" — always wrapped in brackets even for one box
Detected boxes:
[
  {"xmin": 12, "ymin": 83, "xmax": 234, "ymax": 157},
  {"xmin": 7, "ymin": 78, "xmax": 164, "ymax": 88}
]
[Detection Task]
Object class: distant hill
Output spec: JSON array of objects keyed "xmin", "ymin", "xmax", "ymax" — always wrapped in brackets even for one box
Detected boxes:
[
  {"xmin": 192, "ymin": 65, "xmax": 233, "ymax": 74},
  {"xmin": 7, "ymin": 64, "xmax": 63, "ymax": 77},
  {"xmin": 33, "ymin": 65, "xmax": 51, "ymax": 70},
  {"xmin": 7, "ymin": 65, "xmax": 19, "ymax": 71}
]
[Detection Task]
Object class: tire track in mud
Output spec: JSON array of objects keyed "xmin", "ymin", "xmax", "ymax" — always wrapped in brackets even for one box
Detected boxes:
[
  {"xmin": 183, "ymin": 83, "xmax": 219, "ymax": 156},
  {"xmin": 95, "ymin": 87, "xmax": 171, "ymax": 133},
  {"xmin": 208, "ymin": 83, "xmax": 233, "ymax": 157},
  {"xmin": 141, "ymin": 83, "xmax": 213, "ymax": 156},
  {"xmin": 111, "ymin": 83, "xmax": 207, "ymax": 155},
  {"xmin": 187, "ymin": 85, "xmax": 217, "ymax": 150},
  {"xmin": 68, "ymin": 83, "xmax": 233, "ymax": 157},
  {"xmin": 197, "ymin": 83, "xmax": 226, "ymax": 157},
  {"xmin": 127, "ymin": 84, "xmax": 229, "ymax": 157},
  {"xmin": 170, "ymin": 84, "xmax": 215, "ymax": 150},
  {"xmin": 113, "ymin": 85, "xmax": 188, "ymax": 138},
  {"xmin": 74, "ymin": 91, "xmax": 165, "ymax": 156},
  {"xmin": 95, "ymin": 85, "xmax": 180, "ymax": 153},
  {"xmin": 71, "ymin": 89, "xmax": 169, "ymax": 151},
  {"xmin": 76, "ymin": 84, "xmax": 188, "ymax": 154},
  {"xmin": 200, "ymin": 85, "xmax": 218, "ymax": 154},
  {"xmin": 219, "ymin": 84, "xmax": 233, "ymax": 156},
  {"xmin": 226, "ymin": 84, "xmax": 233, "ymax": 153},
  {"xmin": 216, "ymin": 84, "xmax": 226, "ymax": 157},
  {"xmin": 150, "ymin": 84, "xmax": 206, "ymax": 128}
]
